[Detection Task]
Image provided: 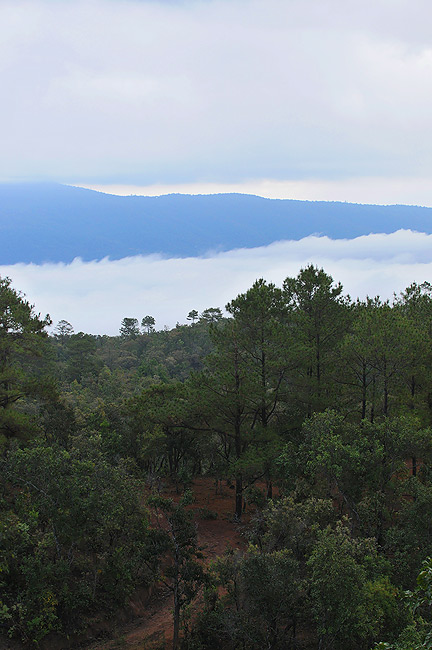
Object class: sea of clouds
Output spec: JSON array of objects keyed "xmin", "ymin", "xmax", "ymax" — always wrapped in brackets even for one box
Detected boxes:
[{"xmin": 2, "ymin": 230, "xmax": 432, "ymax": 336}]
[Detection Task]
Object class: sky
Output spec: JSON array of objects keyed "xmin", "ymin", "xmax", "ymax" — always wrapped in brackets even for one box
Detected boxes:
[
  {"xmin": 2, "ymin": 0, "xmax": 432, "ymax": 203},
  {"xmin": 2, "ymin": 0, "xmax": 432, "ymax": 332}
]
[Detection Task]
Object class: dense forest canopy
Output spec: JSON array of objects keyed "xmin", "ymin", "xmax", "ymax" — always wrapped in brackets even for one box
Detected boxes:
[{"xmin": 2, "ymin": 266, "xmax": 432, "ymax": 649}]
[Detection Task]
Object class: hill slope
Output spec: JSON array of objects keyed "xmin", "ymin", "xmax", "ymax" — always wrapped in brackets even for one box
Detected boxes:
[{"xmin": 1, "ymin": 183, "xmax": 431, "ymax": 264}]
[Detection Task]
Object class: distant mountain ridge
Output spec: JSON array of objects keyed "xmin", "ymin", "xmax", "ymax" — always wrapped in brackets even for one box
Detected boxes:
[{"xmin": 1, "ymin": 182, "xmax": 431, "ymax": 264}]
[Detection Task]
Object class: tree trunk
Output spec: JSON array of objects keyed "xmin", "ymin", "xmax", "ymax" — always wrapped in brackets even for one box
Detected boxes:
[
  {"xmin": 267, "ymin": 479, "xmax": 273, "ymax": 500},
  {"xmin": 370, "ymin": 374, "xmax": 376, "ymax": 423},
  {"xmin": 173, "ymin": 593, "xmax": 180, "ymax": 650},
  {"xmin": 235, "ymin": 474, "xmax": 243, "ymax": 521},
  {"xmin": 173, "ymin": 556, "xmax": 181, "ymax": 650},
  {"xmin": 361, "ymin": 361, "xmax": 367, "ymax": 420},
  {"xmin": 383, "ymin": 374, "xmax": 389, "ymax": 417}
]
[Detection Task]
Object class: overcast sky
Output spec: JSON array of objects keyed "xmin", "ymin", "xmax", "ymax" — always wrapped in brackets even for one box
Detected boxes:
[{"xmin": 3, "ymin": 0, "xmax": 432, "ymax": 204}]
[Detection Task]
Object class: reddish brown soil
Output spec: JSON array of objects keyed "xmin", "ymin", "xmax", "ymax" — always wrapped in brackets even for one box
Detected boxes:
[{"xmin": 88, "ymin": 477, "xmax": 248, "ymax": 650}]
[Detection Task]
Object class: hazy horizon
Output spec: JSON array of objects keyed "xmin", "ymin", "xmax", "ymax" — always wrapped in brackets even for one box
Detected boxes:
[{"xmin": 78, "ymin": 180, "xmax": 432, "ymax": 209}]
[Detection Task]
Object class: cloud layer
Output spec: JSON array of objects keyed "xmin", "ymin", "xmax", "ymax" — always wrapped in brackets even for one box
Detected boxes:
[
  {"xmin": 2, "ymin": 230, "xmax": 432, "ymax": 335},
  {"xmin": 3, "ymin": 0, "xmax": 432, "ymax": 192}
]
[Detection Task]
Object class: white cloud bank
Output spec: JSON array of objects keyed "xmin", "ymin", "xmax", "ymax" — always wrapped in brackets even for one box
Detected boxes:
[{"xmin": 2, "ymin": 230, "xmax": 432, "ymax": 335}]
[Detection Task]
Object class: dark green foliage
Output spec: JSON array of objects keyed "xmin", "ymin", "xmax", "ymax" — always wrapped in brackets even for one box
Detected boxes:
[
  {"xmin": 373, "ymin": 557, "xmax": 432, "ymax": 649},
  {"xmin": 149, "ymin": 491, "xmax": 206, "ymax": 650},
  {"xmin": 50, "ymin": 319, "xmax": 213, "ymax": 391},
  {"xmin": 185, "ymin": 546, "xmax": 301, "ymax": 650},
  {"xmin": 340, "ymin": 298, "xmax": 422, "ymax": 419},
  {"xmin": 53, "ymin": 319, "xmax": 74, "ymax": 342},
  {"xmin": 0, "ymin": 437, "xmax": 158, "ymax": 643},
  {"xmin": 0, "ymin": 276, "xmax": 52, "ymax": 449},
  {"xmin": 289, "ymin": 411, "xmax": 432, "ymax": 535},
  {"xmin": 187, "ymin": 502, "xmax": 403, "ymax": 650},
  {"xmin": 307, "ymin": 521, "xmax": 400, "ymax": 650},
  {"xmin": 141, "ymin": 315, "xmax": 156, "ymax": 334},
  {"xmin": 199, "ymin": 307, "xmax": 223, "ymax": 324},
  {"xmin": 119, "ymin": 317, "xmax": 140, "ymax": 339},
  {"xmin": 4, "ymin": 268, "xmax": 432, "ymax": 649},
  {"xmin": 127, "ymin": 382, "xmax": 204, "ymax": 478},
  {"xmin": 283, "ymin": 265, "xmax": 352, "ymax": 417},
  {"xmin": 63, "ymin": 332, "xmax": 102, "ymax": 382},
  {"xmin": 192, "ymin": 279, "xmax": 294, "ymax": 519}
]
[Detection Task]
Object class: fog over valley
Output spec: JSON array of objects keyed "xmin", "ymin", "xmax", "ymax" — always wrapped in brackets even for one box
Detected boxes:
[{"xmin": 3, "ymin": 229, "xmax": 432, "ymax": 335}]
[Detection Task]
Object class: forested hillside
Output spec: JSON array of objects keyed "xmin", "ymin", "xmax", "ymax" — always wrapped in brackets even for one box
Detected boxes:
[
  {"xmin": 2, "ymin": 267, "xmax": 432, "ymax": 649},
  {"xmin": 2, "ymin": 183, "xmax": 432, "ymax": 263}
]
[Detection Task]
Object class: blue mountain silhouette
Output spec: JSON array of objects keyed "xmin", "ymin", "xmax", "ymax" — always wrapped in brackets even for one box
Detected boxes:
[{"xmin": 1, "ymin": 183, "xmax": 431, "ymax": 264}]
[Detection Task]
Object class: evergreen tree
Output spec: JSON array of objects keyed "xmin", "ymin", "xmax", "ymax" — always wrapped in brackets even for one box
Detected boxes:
[
  {"xmin": 0, "ymin": 276, "xmax": 51, "ymax": 448},
  {"xmin": 119, "ymin": 317, "xmax": 140, "ymax": 339},
  {"xmin": 283, "ymin": 265, "xmax": 352, "ymax": 417}
]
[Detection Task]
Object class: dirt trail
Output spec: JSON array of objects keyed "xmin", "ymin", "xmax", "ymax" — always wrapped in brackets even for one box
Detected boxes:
[{"xmin": 88, "ymin": 478, "xmax": 246, "ymax": 650}]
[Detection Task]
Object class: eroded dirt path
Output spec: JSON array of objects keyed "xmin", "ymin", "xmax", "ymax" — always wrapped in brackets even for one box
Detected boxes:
[{"xmin": 88, "ymin": 478, "xmax": 246, "ymax": 650}]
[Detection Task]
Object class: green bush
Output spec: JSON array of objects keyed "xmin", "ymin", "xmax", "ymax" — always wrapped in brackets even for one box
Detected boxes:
[{"xmin": 0, "ymin": 437, "xmax": 160, "ymax": 644}]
